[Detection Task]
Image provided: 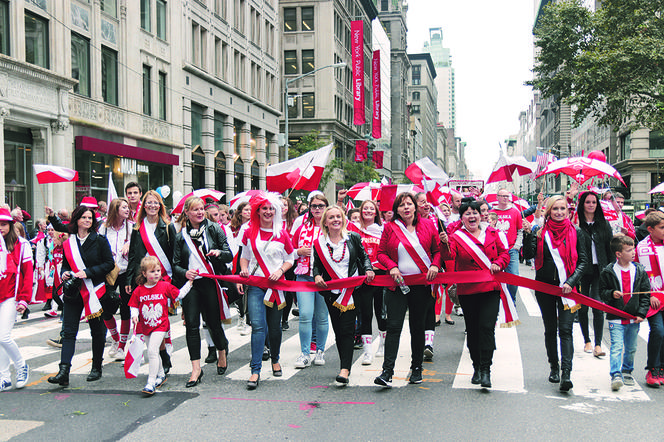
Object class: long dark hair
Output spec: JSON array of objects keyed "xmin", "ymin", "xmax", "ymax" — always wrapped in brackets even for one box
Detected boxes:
[
  {"xmin": 2, "ymin": 220, "xmax": 18, "ymax": 252},
  {"xmin": 230, "ymin": 202, "xmax": 249, "ymax": 233},
  {"xmin": 68, "ymin": 206, "xmax": 99, "ymax": 234},
  {"xmin": 282, "ymin": 197, "xmax": 298, "ymax": 231},
  {"xmin": 577, "ymin": 191, "xmax": 609, "ymax": 231},
  {"xmin": 392, "ymin": 192, "xmax": 419, "ymax": 225}
]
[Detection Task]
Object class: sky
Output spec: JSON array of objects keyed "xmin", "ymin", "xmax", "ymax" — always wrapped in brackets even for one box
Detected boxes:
[{"xmin": 406, "ymin": 0, "xmax": 537, "ymax": 180}]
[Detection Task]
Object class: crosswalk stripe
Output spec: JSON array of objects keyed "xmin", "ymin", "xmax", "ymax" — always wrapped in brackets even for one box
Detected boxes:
[
  {"xmin": 518, "ymin": 287, "xmax": 541, "ymax": 317},
  {"xmin": 11, "ymin": 318, "xmax": 63, "ymax": 340}
]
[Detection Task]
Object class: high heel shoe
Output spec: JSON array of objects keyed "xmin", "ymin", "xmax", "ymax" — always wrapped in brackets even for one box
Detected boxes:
[
  {"xmin": 185, "ymin": 370, "xmax": 203, "ymax": 388},
  {"xmin": 217, "ymin": 348, "xmax": 228, "ymax": 375},
  {"xmin": 272, "ymin": 362, "xmax": 282, "ymax": 377},
  {"xmin": 247, "ymin": 374, "xmax": 260, "ymax": 390}
]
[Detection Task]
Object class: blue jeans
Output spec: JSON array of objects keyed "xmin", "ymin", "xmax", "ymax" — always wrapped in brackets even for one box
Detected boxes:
[
  {"xmin": 296, "ymin": 275, "xmax": 329, "ymax": 355},
  {"xmin": 506, "ymin": 248, "xmax": 520, "ymax": 302},
  {"xmin": 647, "ymin": 311, "xmax": 664, "ymax": 369},
  {"xmin": 608, "ymin": 322, "xmax": 640, "ymax": 377},
  {"xmin": 247, "ymin": 286, "xmax": 282, "ymax": 375}
]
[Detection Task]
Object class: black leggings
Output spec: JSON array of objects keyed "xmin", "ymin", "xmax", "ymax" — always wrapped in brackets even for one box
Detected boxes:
[
  {"xmin": 102, "ymin": 273, "xmax": 131, "ymax": 321},
  {"xmin": 359, "ymin": 282, "xmax": 386, "ymax": 335},
  {"xmin": 182, "ymin": 278, "xmax": 228, "ymax": 361},
  {"xmin": 326, "ymin": 298, "xmax": 358, "ymax": 371},
  {"xmin": 578, "ymin": 266, "xmax": 604, "ymax": 346},
  {"xmin": 458, "ymin": 291, "xmax": 500, "ymax": 370}
]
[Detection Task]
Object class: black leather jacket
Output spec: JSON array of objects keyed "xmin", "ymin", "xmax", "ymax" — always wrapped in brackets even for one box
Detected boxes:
[
  {"xmin": 61, "ymin": 232, "xmax": 115, "ymax": 287},
  {"xmin": 579, "ymin": 220, "xmax": 613, "ymax": 273},
  {"xmin": 126, "ymin": 219, "xmax": 177, "ymax": 288},
  {"xmin": 533, "ymin": 225, "xmax": 589, "ymax": 288},
  {"xmin": 599, "ymin": 261, "xmax": 651, "ymax": 320},
  {"xmin": 312, "ymin": 232, "xmax": 372, "ymax": 296}
]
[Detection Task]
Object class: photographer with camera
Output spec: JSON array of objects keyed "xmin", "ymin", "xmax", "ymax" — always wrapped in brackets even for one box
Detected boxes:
[{"xmin": 48, "ymin": 205, "xmax": 115, "ymax": 386}]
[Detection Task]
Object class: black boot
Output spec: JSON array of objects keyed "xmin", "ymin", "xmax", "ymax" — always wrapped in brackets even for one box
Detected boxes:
[
  {"xmin": 87, "ymin": 363, "xmax": 102, "ymax": 382},
  {"xmin": 549, "ymin": 364, "xmax": 560, "ymax": 383},
  {"xmin": 42, "ymin": 299, "xmax": 52, "ymax": 311},
  {"xmin": 160, "ymin": 349, "xmax": 172, "ymax": 375},
  {"xmin": 205, "ymin": 346, "xmax": 217, "ymax": 364},
  {"xmin": 471, "ymin": 365, "xmax": 481, "ymax": 385},
  {"xmin": 48, "ymin": 363, "xmax": 70, "ymax": 386},
  {"xmin": 480, "ymin": 368, "xmax": 491, "ymax": 388},
  {"xmin": 560, "ymin": 369, "xmax": 573, "ymax": 392}
]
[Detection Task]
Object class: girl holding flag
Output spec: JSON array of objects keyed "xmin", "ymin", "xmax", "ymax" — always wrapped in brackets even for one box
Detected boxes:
[
  {"xmin": 314, "ymin": 206, "xmax": 374, "ymax": 385},
  {"xmin": 237, "ymin": 193, "xmax": 294, "ymax": 390},
  {"xmin": 173, "ymin": 197, "xmax": 233, "ymax": 388}
]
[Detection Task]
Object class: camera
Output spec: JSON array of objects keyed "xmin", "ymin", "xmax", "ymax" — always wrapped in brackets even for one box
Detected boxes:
[{"xmin": 62, "ymin": 272, "xmax": 82, "ymax": 301}]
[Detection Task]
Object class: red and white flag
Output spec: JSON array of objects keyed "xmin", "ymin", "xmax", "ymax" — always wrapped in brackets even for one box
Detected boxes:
[
  {"xmin": 266, "ymin": 143, "xmax": 334, "ymax": 193},
  {"xmin": 33, "ymin": 165, "xmax": 79, "ymax": 184},
  {"xmin": 378, "ymin": 184, "xmax": 423, "ymax": 211},
  {"xmin": 600, "ymin": 200, "xmax": 619, "ymax": 222},
  {"xmin": 421, "ymin": 180, "xmax": 451, "ymax": 206},
  {"xmin": 124, "ymin": 333, "xmax": 145, "ymax": 379},
  {"xmin": 345, "ymin": 199, "xmax": 355, "ymax": 212},
  {"xmin": 405, "ymin": 157, "xmax": 449, "ymax": 185}
]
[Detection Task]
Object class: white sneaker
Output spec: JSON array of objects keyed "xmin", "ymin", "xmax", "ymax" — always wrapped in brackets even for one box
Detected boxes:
[
  {"xmin": 375, "ymin": 333, "xmax": 386, "ymax": 358},
  {"xmin": 0, "ymin": 378, "xmax": 11, "ymax": 392},
  {"xmin": 362, "ymin": 351, "xmax": 373, "ymax": 365},
  {"xmin": 294, "ymin": 353, "xmax": 311, "ymax": 369},
  {"xmin": 15, "ymin": 364, "xmax": 29, "ymax": 389},
  {"xmin": 155, "ymin": 374, "xmax": 167, "ymax": 388},
  {"xmin": 313, "ymin": 349, "xmax": 325, "ymax": 366},
  {"xmin": 114, "ymin": 347, "xmax": 125, "ymax": 361},
  {"xmin": 108, "ymin": 341, "xmax": 119, "ymax": 358},
  {"xmin": 238, "ymin": 317, "xmax": 250, "ymax": 336},
  {"xmin": 454, "ymin": 306, "xmax": 464, "ymax": 317}
]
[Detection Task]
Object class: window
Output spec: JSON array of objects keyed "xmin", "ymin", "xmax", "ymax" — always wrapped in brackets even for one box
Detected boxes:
[
  {"xmin": 192, "ymin": 22, "xmax": 208, "ymax": 69},
  {"xmin": 412, "ymin": 91, "xmax": 420, "ymax": 100},
  {"xmin": 234, "ymin": 158, "xmax": 244, "ymax": 192},
  {"xmin": 302, "ymin": 93, "xmax": 314, "ymax": 118},
  {"xmin": 71, "ymin": 33, "xmax": 90, "ymax": 97},
  {"xmin": 283, "ymin": 8, "xmax": 296, "ymax": 32},
  {"xmin": 215, "ymin": 0, "xmax": 227, "ymax": 19},
  {"xmin": 0, "ymin": 1, "xmax": 7, "ymax": 55},
  {"xmin": 235, "ymin": 0, "xmax": 245, "ymax": 34},
  {"xmin": 412, "ymin": 65, "xmax": 421, "ymax": 85},
  {"xmin": 156, "ymin": 0, "xmax": 167, "ymax": 40},
  {"xmin": 101, "ymin": 0, "xmax": 117, "ymax": 18},
  {"xmin": 101, "ymin": 46, "xmax": 118, "ymax": 105},
  {"xmin": 284, "ymin": 50, "xmax": 297, "ymax": 74},
  {"xmin": 143, "ymin": 64, "xmax": 152, "ymax": 115},
  {"xmin": 214, "ymin": 114, "xmax": 224, "ymax": 152},
  {"xmin": 25, "ymin": 12, "xmax": 49, "ymax": 68},
  {"xmin": 302, "ymin": 49, "xmax": 314, "ymax": 74},
  {"xmin": 251, "ymin": 160, "xmax": 259, "ymax": 189},
  {"xmin": 158, "ymin": 72, "xmax": 167, "ymax": 120},
  {"xmin": 381, "ymin": 0, "xmax": 388, "ymax": 11},
  {"xmin": 301, "ymin": 7, "xmax": 314, "ymax": 31},
  {"xmin": 214, "ymin": 37, "xmax": 221, "ymax": 77},
  {"xmin": 192, "ymin": 148, "xmax": 205, "ymax": 190},
  {"xmin": 287, "ymin": 94, "xmax": 298, "ymax": 118},
  {"xmin": 141, "ymin": 0, "xmax": 151, "ymax": 32},
  {"xmin": 411, "ymin": 104, "xmax": 420, "ymax": 114},
  {"xmin": 191, "ymin": 103, "xmax": 204, "ymax": 147}
]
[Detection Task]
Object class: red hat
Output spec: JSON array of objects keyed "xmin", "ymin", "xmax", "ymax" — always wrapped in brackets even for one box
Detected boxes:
[
  {"xmin": 0, "ymin": 208, "xmax": 12, "ymax": 222},
  {"xmin": 81, "ymin": 196, "xmax": 98, "ymax": 208}
]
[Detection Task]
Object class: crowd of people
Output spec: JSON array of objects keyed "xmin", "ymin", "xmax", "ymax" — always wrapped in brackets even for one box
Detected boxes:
[{"xmin": 1, "ymin": 179, "xmax": 663, "ymax": 396}]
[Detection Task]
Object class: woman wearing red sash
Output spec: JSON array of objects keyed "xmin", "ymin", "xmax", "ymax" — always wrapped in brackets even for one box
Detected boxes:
[
  {"xmin": 374, "ymin": 193, "xmax": 440, "ymax": 388},
  {"xmin": 314, "ymin": 206, "xmax": 374, "ymax": 385},
  {"xmin": 0, "ymin": 207, "xmax": 32, "ymax": 392},
  {"xmin": 48, "ymin": 205, "xmax": 115, "ymax": 386},
  {"xmin": 439, "ymin": 198, "xmax": 510, "ymax": 388},
  {"xmin": 532, "ymin": 195, "xmax": 588, "ymax": 392},
  {"xmin": 237, "ymin": 193, "xmax": 294, "ymax": 390}
]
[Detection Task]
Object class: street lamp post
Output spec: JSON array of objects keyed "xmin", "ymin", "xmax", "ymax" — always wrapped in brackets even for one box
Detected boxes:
[{"xmin": 284, "ymin": 62, "xmax": 346, "ymax": 161}]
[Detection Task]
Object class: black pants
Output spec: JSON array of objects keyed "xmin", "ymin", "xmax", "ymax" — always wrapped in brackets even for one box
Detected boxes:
[
  {"xmin": 103, "ymin": 273, "xmax": 130, "ymax": 321},
  {"xmin": 382, "ymin": 285, "xmax": 432, "ymax": 373},
  {"xmin": 359, "ymin": 272, "xmax": 387, "ymax": 334},
  {"xmin": 578, "ymin": 266, "xmax": 604, "ymax": 346},
  {"xmin": 458, "ymin": 291, "xmax": 500, "ymax": 370},
  {"xmin": 326, "ymin": 297, "xmax": 358, "ymax": 371},
  {"xmin": 61, "ymin": 295, "xmax": 107, "ymax": 369},
  {"xmin": 182, "ymin": 278, "xmax": 228, "ymax": 361},
  {"xmin": 535, "ymin": 291, "xmax": 574, "ymax": 371},
  {"xmin": 424, "ymin": 286, "xmax": 436, "ymax": 331},
  {"xmin": 282, "ymin": 268, "xmax": 296, "ymax": 323}
]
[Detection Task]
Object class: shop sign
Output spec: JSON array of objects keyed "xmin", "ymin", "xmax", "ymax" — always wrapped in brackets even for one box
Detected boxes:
[{"xmin": 120, "ymin": 158, "xmax": 149, "ymax": 175}]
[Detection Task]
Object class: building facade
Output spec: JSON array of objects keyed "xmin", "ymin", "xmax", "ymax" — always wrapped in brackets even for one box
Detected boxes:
[
  {"xmin": 407, "ymin": 53, "xmax": 437, "ymax": 164},
  {"xmin": 422, "ymin": 27, "xmax": 455, "ymax": 131}
]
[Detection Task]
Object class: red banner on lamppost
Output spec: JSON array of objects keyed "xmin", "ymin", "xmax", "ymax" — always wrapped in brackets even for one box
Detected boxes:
[
  {"xmin": 355, "ymin": 140, "xmax": 368, "ymax": 162},
  {"xmin": 372, "ymin": 151, "xmax": 384, "ymax": 169},
  {"xmin": 351, "ymin": 20, "xmax": 365, "ymax": 125},
  {"xmin": 371, "ymin": 50, "xmax": 381, "ymax": 139}
]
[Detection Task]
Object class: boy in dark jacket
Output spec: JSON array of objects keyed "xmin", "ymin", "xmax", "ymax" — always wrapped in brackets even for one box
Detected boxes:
[{"xmin": 599, "ymin": 235, "xmax": 650, "ymax": 392}]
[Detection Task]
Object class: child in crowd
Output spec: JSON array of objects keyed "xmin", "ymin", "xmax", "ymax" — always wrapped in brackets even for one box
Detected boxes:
[
  {"xmin": 488, "ymin": 212, "xmax": 498, "ymax": 229},
  {"xmin": 129, "ymin": 256, "xmax": 189, "ymax": 396},
  {"xmin": 600, "ymin": 235, "xmax": 650, "ymax": 391}
]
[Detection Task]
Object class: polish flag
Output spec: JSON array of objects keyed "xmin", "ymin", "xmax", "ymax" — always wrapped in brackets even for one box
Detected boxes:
[
  {"xmin": 405, "ymin": 157, "xmax": 449, "ymax": 185},
  {"xmin": 600, "ymin": 200, "xmax": 619, "ymax": 222},
  {"xmin": 345, "ymin": 199, "xmax": 355, "ymax": 212},
  {"xmin": 124, "ymin": 334, "xmax": 145, "ymax": 379},
  {"xmin": 267, "ymin": 143, "xmax": 334, "ymax": 193},
  {"xmin": 422, "ymin": 180, "xmax": 451, "ymax": 206},
  {"xmin": 33, "ymin": 165, "xmax": 79, "ymax": 184},
  {"xmin": 378, "ymin": 184, "xmax": 423, "ymax": 211}
]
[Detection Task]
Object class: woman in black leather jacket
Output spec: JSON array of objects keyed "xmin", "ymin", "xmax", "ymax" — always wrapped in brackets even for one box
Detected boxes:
[
  {"xmin": 533, "ymin": 195, "xmax": 588, "ymax": 392},
  {"xmin": 313, "ymin": 206, "xmax": 374, "ymax": 386},
  {"xmin": 576, "ymin": 191, "xmax": 613, "ymax": 357},
  {"xmin": 173, "ymin": 197, "xmax": 233, "ymax": 387}
]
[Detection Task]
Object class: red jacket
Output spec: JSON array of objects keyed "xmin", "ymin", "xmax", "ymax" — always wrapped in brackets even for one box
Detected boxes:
[
  {"xmin": 0, "ymin": 238, "xmax": 34, "ymax": 307},
  {"xmin": 377, "ymin": 218, "xmax": 441, "ymax": 272},
  {"xmin": 440, "ymin": 227, "xmax": 510, "ymax": 295}
]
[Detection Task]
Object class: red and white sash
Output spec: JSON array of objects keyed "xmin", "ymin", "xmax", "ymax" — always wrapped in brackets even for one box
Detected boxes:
[
  {"xmin": 295, "ymin": 223, "xmax": 320, "ymax": 275},
  {"xmin": 453, "ymin": 229, "xmax": 520, "ymax": 327},
  {"xmin": 62, "ymin": 237, "xmax": 105, "ymax": 319},
  {"xmin": 637, "ymin": 235, "xmax": 664, "ymax": 293},
  {"xmin": 313, "ymin": 236, "xmax": 357, "ymax": 311},
  {"xmin": 544, "ymin": 231, "xmax": 580, "ymax": 312},
  {"xmin": 139, "ymin": 222, "xmax": 172, "ymax": 283},
  {"xmin": 250, "ymin": 233, "xmax": 286, "ymax": 309},
  {"xmin": 182, "ymin": 228, "xmax": 231, "ymax": 323},
  {"xmin": 391, "ymin": 220, "xmax": 431, "ymax": 273}
]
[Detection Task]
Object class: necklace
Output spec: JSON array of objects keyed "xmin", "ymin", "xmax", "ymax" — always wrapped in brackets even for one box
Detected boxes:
[{"xmin": 326, "ymin": 241, "xmax": 347, "ymax": 263}]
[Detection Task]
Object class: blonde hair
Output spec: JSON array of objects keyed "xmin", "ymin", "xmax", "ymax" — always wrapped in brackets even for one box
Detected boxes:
[
  {"xmin": 320, "ymin": 206, "xmax": 348, "ymax": 237},
  {"xmin": 543, "ymin": 195, "xmax": 567, "ymax": 219},
  {"xmin": 177, "ymin": 196, "xmax": 205, "ymax": 227},
  {"xmin": 135, "ymin": 256, "xmax": 161, "ymax": 286}
]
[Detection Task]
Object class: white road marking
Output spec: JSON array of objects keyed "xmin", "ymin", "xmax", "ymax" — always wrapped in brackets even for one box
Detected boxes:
[
  {"xmin": 518, "ymin": 287, "xmax": 541, "ymax": 317},
  {"xmin": 560, "ymin": 402, "xmax": 610, "ymax": 415},
  {"xmin": 349, "ymin": 324, "xmax": 412, "ymax": 387}
]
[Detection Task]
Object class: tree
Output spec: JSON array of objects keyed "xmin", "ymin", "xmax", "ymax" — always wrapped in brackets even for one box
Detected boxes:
[
  {"xmin": 337, "ymin": 160, "xmax": 380, "ymax": 189},
  {"xmin": 530, "ymin": 0, "xmax": 664, "ymax": 131}
]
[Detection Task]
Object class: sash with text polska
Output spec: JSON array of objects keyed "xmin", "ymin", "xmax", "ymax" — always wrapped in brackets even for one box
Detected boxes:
[
  {"xmin": 637, "ymin": 235, "xmax": 664, "ymax": 315},
  {"xmin": 544, "ymin": 231, "xmax": 580, "ymax": 312},
  {"xmin": 62, "ymin": 237, "xmax": 105, "ymax": 319},
  {"xmin": 139, "ymin": 222, "xmax": 172, "ymax": 282},
  {"xmin": 250, "ymin": 233, "xmax": 286, "ymax": 309},
  {"xmin": 313, "ymin": 236, "xmax": 357, "ymax": 312}
]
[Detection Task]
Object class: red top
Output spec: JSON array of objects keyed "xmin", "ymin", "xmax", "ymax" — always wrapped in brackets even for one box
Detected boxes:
[
  {"xmin": 490, "ymin": 206, "xmax": 522, "ymax": 247},
  {"xmin": 377, "ymin": 217, "xmax": 441, "ymax": 272},
  {"xmin": 0, "ymin": 238, "xmax": 33, "ymax": 306},
  {"xmin": 128, "ymin": 281, "xmax": 180, "ymax": 334}
]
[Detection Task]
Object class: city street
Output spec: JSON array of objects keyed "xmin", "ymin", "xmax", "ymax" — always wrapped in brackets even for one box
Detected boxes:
[{"xmin": 1, "ymin": 264, "xmax": 662, "ymax": 441}]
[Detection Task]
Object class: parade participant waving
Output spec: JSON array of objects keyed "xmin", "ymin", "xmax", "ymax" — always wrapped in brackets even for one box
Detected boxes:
[
  {"xmin": 48, "ymin": 205, "xmax": 115, "ymax": 386},
  {"xmin": 532, "ymin": 195, "xmax": 588, "ymax": 392},
  {"xmin": 0, "ymin": 207, "xmax": 32, "ymax": 392},
  {"xmin": 314, "ymin": 206, "xmax": 374, "ymax": 385},
  {"xmin": 173, "ymin": 197, "xmax": 233, "ymax": 387},
  {"xmin": 237, "ymin": 193, "xmax": 294, "ymax": 390},
  {"xmin": 439, "ymin": 198, "xmax": 510, "ymax": 388},
  {"xmin": 374, "ymin": 192, "xmax": 440, "ymax": 388}
]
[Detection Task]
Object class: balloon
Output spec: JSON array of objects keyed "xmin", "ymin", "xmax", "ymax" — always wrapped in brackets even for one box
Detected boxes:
[
  {"xmin": 160, "ymin": 185, "xmax": 171, "ymax": 199},
  {"xmin": 155, "ymin": 186, "xmax": 163, "ymax": 198},
  {"xmin": 172, "ymin": 191, "xmax": 183, "ymax": 206},
  {"xmin": 587, "ymin": 150, "xmax": 606, "ymax": 162}
]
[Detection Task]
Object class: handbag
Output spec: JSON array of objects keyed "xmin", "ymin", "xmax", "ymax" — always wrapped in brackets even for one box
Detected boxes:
[
  {"xmin": 101, "ymin": 289, "xmax": 121, "ymax": 315},
  {"xmin": 106, "ymin": 263, "xmax": 120, "ymax": 286}
]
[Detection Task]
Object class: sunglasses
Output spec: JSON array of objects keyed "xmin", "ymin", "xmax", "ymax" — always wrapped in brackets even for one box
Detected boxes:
[{"xmin": 310, "ymin": 204, "xmax": 326, "ymax": 210}]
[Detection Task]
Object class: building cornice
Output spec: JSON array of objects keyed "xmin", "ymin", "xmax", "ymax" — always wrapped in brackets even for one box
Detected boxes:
[{"xmin": 0, "ymin": 54, "xmax": 77, "ymax": 89}]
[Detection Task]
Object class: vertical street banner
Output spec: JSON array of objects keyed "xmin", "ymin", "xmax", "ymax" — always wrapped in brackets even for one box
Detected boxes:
[
  {"xmin": 351, "ymin": 20, "xmax": 365, "ymax": 125},
  {"xmin": 371, "ymin": 50, "xmax": 381, "ymax": 139},
  {"xmin": 355, "ymin": 140, "xmax": 368, "ymax": 162},
  {"xmin": 372, "ymin": 151, "xmax": 384, "ymax": 169}
]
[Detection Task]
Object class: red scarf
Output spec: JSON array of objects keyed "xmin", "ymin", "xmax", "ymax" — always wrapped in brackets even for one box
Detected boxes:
[{"xmin": 535, "ymin": 218, "xmax": 577, "ymax": 277}]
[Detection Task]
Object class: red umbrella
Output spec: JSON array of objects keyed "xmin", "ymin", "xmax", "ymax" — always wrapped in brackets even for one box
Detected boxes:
[
  {"xmin": 172, "ymin": 189, "xmax": 225, "ymax": 215},
  {"xmin": 229, "ymin": 189, "xmax": 263, "ymax": 211},
  {"xmin": 487, "ymin": 153, "xmax": 536, "ymax": 184},
  {"xmin": 536, "ymin": 157, "xmax": 626, "ymax": 186},
  {"xmin": 347, "ymin": 182, "xmax": 381, "ymax": 201}
]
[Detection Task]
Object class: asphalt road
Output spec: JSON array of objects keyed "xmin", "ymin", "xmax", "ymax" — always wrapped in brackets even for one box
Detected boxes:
[{"xmin": 2, "ymin": 263, "xmax": 663, "ymax": 441}]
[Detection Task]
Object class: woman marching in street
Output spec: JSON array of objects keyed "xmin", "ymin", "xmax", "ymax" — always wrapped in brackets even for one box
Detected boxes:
[
  {"xmin": 439, "ymin": 198, "xmax": 511, "ymax": 388},
  {"xmin": 576, "ymin": 191, "xmax": 612, "ymax": 357},
  {"xmin": 237, "ymin": 193, "xmax": 294, "ymax": 390},
  {"xmin": 0, "ymin": 207, "xmax": 33, "ymax": 391},
  {"xmin": 48, "ymin": 205, "xmax": 115, "ymax": 386},
  {"xmin": 314, "ymin": 206, "xmax": 374, "ymax": 386},
  {"xmin": 533, "ymin": 195, "xmax": 588, "ymax": 392},
  {"xmin": 173, "ymin": 196, "xmax": 234, "ymax": 387},
  {"xmin": 374, "ymin": 192, "xmax": 440, "ymax": 388}
]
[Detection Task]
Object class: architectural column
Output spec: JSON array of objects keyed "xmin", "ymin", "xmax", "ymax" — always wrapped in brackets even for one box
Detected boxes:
[
  {"xmin": 0, "ymin": 107, "xmax": 8, "ymax": 203},
  {"xmin": 239, "ymin": 122, "xmax": 251, "ymax": 190},
  {"xmin": 268, "ymin": 134, "xmax": 278, "ymax": 166},
  {"xmin": 203, "ymin": 107, "xmax": 215, "ymax": 189},
  {"xmin": 50, "ymin": 118, "xmax": 74, "ymax": 212},
  {"xmin": 182, "ymin": 98, "xmax": 193, "ymax": 192},
  {"xmin": 256, "ymin": 128, "xmax": 266, "ymax": 190},
  {"xmin": 223, "ymin": 116, "xmax": 234, "ymax": 198}
]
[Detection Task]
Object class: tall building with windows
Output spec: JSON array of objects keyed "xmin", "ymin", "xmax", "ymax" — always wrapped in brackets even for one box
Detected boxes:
[
  {"xmin": 407, "ymin": 53, "xmax": 437, "ymax": 164},
  {"xmin": 422, "ymin": 27, "xmax": 455, "ymax": 130}
]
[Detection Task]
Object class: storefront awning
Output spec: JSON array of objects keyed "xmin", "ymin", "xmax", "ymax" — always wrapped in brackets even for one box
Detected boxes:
[{"xmin": 75, "ymin": 136, "xmax": 180, "ymax": 166}]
